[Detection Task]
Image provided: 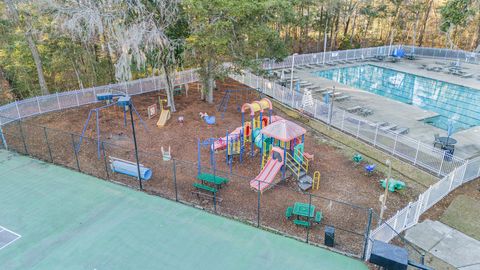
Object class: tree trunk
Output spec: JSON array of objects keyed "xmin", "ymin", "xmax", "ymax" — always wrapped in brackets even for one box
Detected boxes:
[
  {"xmin": 162, "ymin": 65, "xmax": 176, "ymax": 112},
  {"xmin": 204, "ymin": 59, "xmax": 214, "ymax": 104},
  {"xmin": 418, "ymin": 0, "xmax": 433, "ymax": 47},
  {"xmin": 350, "ymin": 11, "xmax": 358, "ymax": 44},
  {"xmin": 5, "ymin": 0, "xmax": 49, "ymax": 95},
  {"xmin": 472, "ymin": 17, "xmax": 480, "ymax": 50},
  {"xmin": 387, "ymin": 3, "xmax": 402, "ymax": 45},
  {"xmin": 317, "ymin": 6, "xmax": 324, "ymax": 51}
]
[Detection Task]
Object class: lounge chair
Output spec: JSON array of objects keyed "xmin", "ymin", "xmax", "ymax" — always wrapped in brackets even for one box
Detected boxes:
[
  {"xmin": 370, "ymin": 121, "xmax": 388, "ymax": 128},
  {"xmin": 380, "ymin": 124, "xmax": 397, "ymax": 131},
  {"xmin": 460, "ymin": 73, "xmax": 473, "ymax": 78},
  {"xmin": 433, "ymin": 133, "xmax": 443, "ymax": 148},
  {"xmin": 392, "ymin": 127, "xmax": 409, "ymax": 135},
  {"xmin": 358, "ymin": 108, "xmax": 373, "ymax": 116},
  {"xmin": 346, "ymin": 106, "xmax": 362, "ymax": 113},
  {"xmin": 335, "ymin": 95, "xmax": 351, "ymax": 102}
]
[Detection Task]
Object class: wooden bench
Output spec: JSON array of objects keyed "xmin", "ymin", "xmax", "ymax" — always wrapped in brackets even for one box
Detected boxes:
[
  {"xmin": 193, "ymin": 182, "xmax": 217, "ymax": 194},
  {"xmin": 294, "ymin": 219, "xmax": 311, "ymax": 228}
]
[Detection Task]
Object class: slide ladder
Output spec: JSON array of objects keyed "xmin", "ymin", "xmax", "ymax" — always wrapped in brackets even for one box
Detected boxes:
[{"xmin": 285, "ymin": 150, "xmax": 309, "ymax": 180}]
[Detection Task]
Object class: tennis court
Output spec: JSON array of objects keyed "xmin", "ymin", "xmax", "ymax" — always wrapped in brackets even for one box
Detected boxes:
[{"xmin": 0, "ymin": 150, "xmax": 367, "ymax": 270}]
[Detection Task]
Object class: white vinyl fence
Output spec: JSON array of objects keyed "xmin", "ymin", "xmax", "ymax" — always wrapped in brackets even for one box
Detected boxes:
[
  {"xmin": 231, "ymin": 69, "xmax": 465, "ymax": 177},
  {"xmin": 254, "ymin": 45, "xmax": 479, "ymax": 261},
  {"xmin": 0, "ymin": 69, "xmax": 199, "ymax": 125},
  {"xmin": 261, "ymin": 45, "xmax": 480, "ymax": 71},
  {"xmin": 365, "ymin": 155, "xmax": 480, "ymax": 259},
  {"xmin": 1, "ymin": 45, "xmax": 479, "ymax": 261}
]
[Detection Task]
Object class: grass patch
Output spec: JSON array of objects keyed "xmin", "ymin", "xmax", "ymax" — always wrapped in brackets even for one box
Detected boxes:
[{"xmin": 440, "ymin": 195, "xmax": 480, "ymax": 241}]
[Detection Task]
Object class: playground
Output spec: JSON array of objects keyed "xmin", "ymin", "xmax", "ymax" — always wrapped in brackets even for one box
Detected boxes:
[{"xmin": 0, "ymin": 78, "xmax": 423, "ymax": 256}]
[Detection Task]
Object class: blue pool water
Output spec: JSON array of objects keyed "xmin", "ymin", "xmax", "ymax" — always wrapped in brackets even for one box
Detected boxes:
[{"xmin": 313, "ymin": 65, "xmax": 480, "ymax": 131}]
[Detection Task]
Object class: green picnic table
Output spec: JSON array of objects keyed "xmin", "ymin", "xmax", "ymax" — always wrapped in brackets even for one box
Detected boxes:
[
  {"xmin": 197, "ymin": 173, "xmax": 229, "ymax": 188},
  {"xmin": 293, "ymin": 202, "xmax": 315, "ymax": 218}
]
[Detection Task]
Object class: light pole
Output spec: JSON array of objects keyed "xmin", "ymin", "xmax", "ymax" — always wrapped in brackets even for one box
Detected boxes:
[
  {"xmin": 118, "ymin": 95, "xmax": 143, "ymax": 190},
  {"xmin": 290, "ymin": 53, "xmax": 298, "ymax": 107},
  {"xmin": 379, "ymin": 159, "xmax": 392, "ymax": 225}
]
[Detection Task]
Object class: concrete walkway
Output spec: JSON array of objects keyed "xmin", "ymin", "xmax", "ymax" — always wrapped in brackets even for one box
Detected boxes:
[
  {"xmin": 290, "ymin": 59, "xmax": 480, "ymax": 159},
  {"xmin": 405, "ymin": 220, "xmax": 480, "ymax": 269}
]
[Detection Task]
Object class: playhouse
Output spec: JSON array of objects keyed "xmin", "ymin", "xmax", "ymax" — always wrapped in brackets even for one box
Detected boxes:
[
  {"xmin": 198, "ymin": 97, "xmax": 314, "ymax": 193},
  {"xmin": 249, "ymin": 119, "xmax": 313, "ymax": 193}
]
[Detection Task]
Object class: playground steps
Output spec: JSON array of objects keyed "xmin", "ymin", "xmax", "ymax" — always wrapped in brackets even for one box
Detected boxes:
[{"xmin": 298, "ymin": 174, "xmax": 313, "ymax": 191}]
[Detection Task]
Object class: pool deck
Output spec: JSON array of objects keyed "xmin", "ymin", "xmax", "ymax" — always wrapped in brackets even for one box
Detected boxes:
[
  {"xmin": 289, "ymin": 58, "xmax": 480, "ymax": 159},
  {"xmin": 0, "ymin": 150, "xmax": 368, "ymax": 270}
]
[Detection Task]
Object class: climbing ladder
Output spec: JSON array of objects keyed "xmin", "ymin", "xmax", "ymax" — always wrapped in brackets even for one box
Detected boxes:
[{"xmin": 285, "ymin": 150, "xmax": 310, "ymax": 180}]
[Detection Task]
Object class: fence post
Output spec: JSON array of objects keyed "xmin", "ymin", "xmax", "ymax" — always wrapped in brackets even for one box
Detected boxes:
[
  {"xmin": 213, "ymin": 190, "xmax": 217, "ymax": 213},
  {"xmin": 422, "ymin": 188, "xmax": 431, "ymax": 213},
  {"xmin": 75, "ymin": 91, "xmax": 80, "ymax": 106},
  {"xmin": 438, "ymin": 151, "xmax": 446, "ymax": 176},
  {"xmin": 448, "ymin": 171, "xmax": 456, "ymax": 191},
  {"xmin": 341, "ymin": 110, "xmax": 345, "ymax": 130},
  {"xmin": 70, "ymin": 134, "xmax": 81, "ymax": 172},
  {"xmin": 0, "ymin": 125, "xmax": 7, "ymax": 150},
  {"xmin": 373, "ymin": 125, "xmax": 378, "ymax": 146},
  {"xmin": 414, "ymin": 193, "xmax": 424, "ymax": 223},
  {"xmin": 362, "ymin": 208, "xmax": 373, "ymax": 260},
  {"xmin": 460, "ymin": 160, "xmax": 469, "ymax": 184},
  {"xmin": 43, "ymin": 127, "xmax": 53, "ymax": 163},
  {"xmin": 101, "ymin": 142, "xmax": 109, "ymax": 179},
  {"xmin": 306, "ymin": 193, "xmax": 312, "ymax": 243},
  {"xmin": 173, "ymin": 159, "xmax": 178, "ymax": 202},
  {"xmin": 18, "ymin": 120, "xmax": 28, "ymax": 155},
  {"xmin": 15, "ymin": 101, "xmax": 21, "ymax": 119},
  {"xmin": 257, "ymin": 180, "xmax": 261, "ymax": 227},
  {"xmin": 56, "ymin": 92, "xmax": 61, "ymax": 110},
  {"xmin": 356, "ymin": 120, "xmax": 361, "ymax": 138},
  {"xmin": 413, "ymin": 141, "xmax": 420, "ymax": 165},
  {"xmin": 36, "ymin": 96, "xmax": 42, "ymax": 113}
]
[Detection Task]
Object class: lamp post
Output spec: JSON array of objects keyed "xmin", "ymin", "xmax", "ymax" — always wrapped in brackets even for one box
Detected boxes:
[
  {"xmin": 117, "ymin": 95, "xmax": 143, "ymax": 190},
  {"xmin": 379, "ymin": 159, "xmax": 392, "ymax": 225},
  {"xmin": 290, "ymin": 53, "xmax": 298, "ymax": 107}
]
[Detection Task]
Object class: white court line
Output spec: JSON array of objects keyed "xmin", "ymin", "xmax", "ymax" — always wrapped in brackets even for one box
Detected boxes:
[{"xmin": 0, "ymin": 225, "xmax": 21, "ymax": 251}]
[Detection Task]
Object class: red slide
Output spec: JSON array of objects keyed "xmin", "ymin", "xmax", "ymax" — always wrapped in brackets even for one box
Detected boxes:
[{"xmin": 250, "ymin": 157, "xmax": 283, "ymax": 192}]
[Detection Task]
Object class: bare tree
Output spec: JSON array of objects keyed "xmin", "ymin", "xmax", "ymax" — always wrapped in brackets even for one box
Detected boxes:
[
  {"xmin": 5, "ymin": 0, "xmax": 49, "ymax": 95},
  {"xmin": 44, "ymin": 0, "xmax": 180, "ymax": 111}
]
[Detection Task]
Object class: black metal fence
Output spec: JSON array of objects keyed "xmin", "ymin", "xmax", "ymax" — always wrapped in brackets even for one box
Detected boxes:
[{"xmin": 1, "ymin": 118, "xmax": 376, "ymax": 259}]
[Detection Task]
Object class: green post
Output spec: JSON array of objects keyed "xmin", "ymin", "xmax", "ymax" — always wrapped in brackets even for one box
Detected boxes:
[
  {"xmin": 173, "ymin": 159, "xmax": 178, "ymax": 202},
  {"xmin": 101, "ymin": 142, "xmax": 109, "ymax": 179},
  {"xmin": 71, "ymin": 134, "xmax": 80, "ymax": 172},
  {"xmin": 43, "ymin": 127, "xmax": 53, "ymax": 163},
  {"xmin": 257, "ymin": 180, "xmax": 261, "ymax": 227},
  {"xmin": 213, "ymin": 191, "xmax": 217, "ymax": 213},
  {"xmin": 362, "ymin": 208, "xmax": 373, "ymax": 260},
  {"xmin": 306, "ymin": 193, "xmax": 312, "ymax": 243},
  {"xmin": 18, "ymin": 120, "xmax": 28, "ymax": 155}
]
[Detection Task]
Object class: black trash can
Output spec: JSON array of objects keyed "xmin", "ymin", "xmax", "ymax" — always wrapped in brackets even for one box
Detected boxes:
[{"xmin": 325, "ymin": 226, "xmax": 335, "ymax": 247}]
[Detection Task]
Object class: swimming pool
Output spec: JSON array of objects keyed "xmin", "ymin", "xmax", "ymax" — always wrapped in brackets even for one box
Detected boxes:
[{"xmin": 313, "ymin": 65, "xmax": 480, "ymax": 131}]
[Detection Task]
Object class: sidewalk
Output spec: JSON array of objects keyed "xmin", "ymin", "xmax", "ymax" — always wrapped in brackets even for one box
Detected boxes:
[{"xmin": 405, "ymin": 220, "xmax": 480, "ymax": 269}]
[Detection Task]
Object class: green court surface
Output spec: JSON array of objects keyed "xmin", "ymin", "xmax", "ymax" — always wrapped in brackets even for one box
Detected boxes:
[{"xmin": 0, "ymin": 150, "xmax": 368, "ymax": 270}]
